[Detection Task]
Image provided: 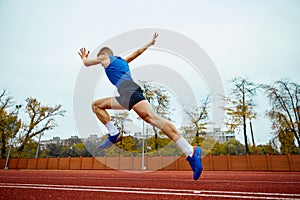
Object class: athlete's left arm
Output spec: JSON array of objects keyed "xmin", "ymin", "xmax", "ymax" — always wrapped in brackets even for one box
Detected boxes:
[
  {"xmin": 78, "ymin": 47, "xmax": 106, "ymax": 67},
  {"xmin": 124, "ymin": 33, "xmax": 158, "ymax": 63}
]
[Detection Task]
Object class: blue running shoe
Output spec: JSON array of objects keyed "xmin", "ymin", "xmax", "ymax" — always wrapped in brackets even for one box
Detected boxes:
[
  {"xmin": 186, "ymin": 146, "xmax": 203, "ymax": 180},
  {"xmin": 98, "ymin": 132, "xmax": 123, "ymax": 149}
]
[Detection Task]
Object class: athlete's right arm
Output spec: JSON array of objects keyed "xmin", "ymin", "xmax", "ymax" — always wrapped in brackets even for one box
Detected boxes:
[
  {"xmin": 124, "ymin": 33, "xmax": 158, "ymax": 63},
  {"xmin": 78, "ymin": 47, "xmax": 107, "ymax": 67}
]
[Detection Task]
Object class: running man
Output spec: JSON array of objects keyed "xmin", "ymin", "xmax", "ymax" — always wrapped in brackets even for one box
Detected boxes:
[{"xmin": 78, "ymin": 33, "xmax": 202, "ymax": 180}]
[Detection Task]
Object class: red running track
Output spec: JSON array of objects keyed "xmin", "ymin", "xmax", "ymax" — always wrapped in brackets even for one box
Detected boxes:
[{"xmin": 1, "ymin": 170, "xmax": 300, "ymax": 200}]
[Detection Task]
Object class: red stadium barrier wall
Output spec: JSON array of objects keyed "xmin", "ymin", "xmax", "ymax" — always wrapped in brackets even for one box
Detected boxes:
[{"xmin": 1, "ymin": 154, "xmax": 300, "ymax": 171}]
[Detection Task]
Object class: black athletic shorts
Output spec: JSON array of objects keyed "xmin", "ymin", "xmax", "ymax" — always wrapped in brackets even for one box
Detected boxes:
[{"xmin": 116, "ymin": 80, "xmax": 146, "ymax": 110}]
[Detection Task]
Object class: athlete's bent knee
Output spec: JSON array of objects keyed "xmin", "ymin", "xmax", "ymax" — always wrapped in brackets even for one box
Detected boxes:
[
  {"xmin": 92, "ymin": 101, "xmax": 103, "ymax": 113},
  {"xmin": 91, "ymin": 101, "xmax": 97, "ymax": 113}
]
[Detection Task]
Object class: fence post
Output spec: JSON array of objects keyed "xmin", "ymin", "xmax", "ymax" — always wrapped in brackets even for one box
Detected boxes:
[
  {"xmin": 160, "ymin": 155, "xmax": 163, "ymax": 170},
  {"xmin": 67, "ymin": 156, "xmax": 71, "ymax": 170},
  {"xmin": 35, "ymin": 157, "xmax": 39, "ymax": 169},
  {"xmin": 209, "ymin": 154, "xmax": 213, "ymax": 170},
  {"xmin": 266, "ymin": 154, "xmax": 271, "ymax": 171},
  {"xmin": 130, "ymin": 154, "xmax": 133, "ymax": 170},
  {"xmin": 118, "ymin": 155, "xmax": 120, "ymax": 170},
  {"xmin": 227, "ymin": 154, "xmax": 232, "ymax": 170},
  {"xmin": 246, "ymin": 154, "xmax": 251, "ymax": 170},
  {"xmin": 16, "ymin": 158, "xmax": 20, "ymax": 169},
  {"xmin": 57, "ymin": 157, "xmax": 60, "ymax": 170},
  {"xmin": 287, "ymin": 154, "xmax": 293, "ymax": 171},
  {"xmin": 79, "ymin": 156, "xmax": 83, "ymax": 170},
  {"xmin": 176, "ymin": 155, "xmax": 179, "ymax": 170},
  {"xmin": 104, "ymin": 156, "xmax": 107, "ymax": 170},
  {"xmin": 92, "ymin": 157, "xmax": 95, "ymax": 170},
  {"xmin": 46, "ymin": 157, "xmax": 49, "ymax": 170},
  {"xmin": 25, "ymin": 158, "xmax": 29, "ymax": 169}
]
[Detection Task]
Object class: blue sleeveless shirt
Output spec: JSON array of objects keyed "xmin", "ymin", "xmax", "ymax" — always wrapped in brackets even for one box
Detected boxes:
[{"xmin": 105, "ymin": 55, "xmax": 134, "ymax": 89}]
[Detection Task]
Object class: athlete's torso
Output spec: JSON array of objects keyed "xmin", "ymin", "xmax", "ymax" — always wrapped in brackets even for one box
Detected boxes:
[{"xmin": 104, "ymin": 55, "xmax": 134, "ymax": 89}]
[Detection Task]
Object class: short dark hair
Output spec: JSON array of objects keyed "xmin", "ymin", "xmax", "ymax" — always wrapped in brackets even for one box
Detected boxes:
[{"xmin": 97, "ymin": 47, "xmax": 114, "ymax": 57}]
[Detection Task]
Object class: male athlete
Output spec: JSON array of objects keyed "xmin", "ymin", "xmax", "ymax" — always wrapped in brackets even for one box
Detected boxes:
[{"xmin": 78, "ymin": 33, "xmax": 203, "ymax": 180}]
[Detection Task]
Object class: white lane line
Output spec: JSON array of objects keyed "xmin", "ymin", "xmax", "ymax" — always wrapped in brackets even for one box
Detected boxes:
[
  {"xmin": 1, "ymin": 183, "xmax": 300, "ymax": 200},
  {"xmin": 3, "ymin": 176, "xmax": 300, "ymax": 185},
  {"xmin": 1, "ymin": 183, "xmax": 299, "ymax": 196},
  {"xmin": 1, "ymin": 183, "xmax": 299, "ymax": 197}
]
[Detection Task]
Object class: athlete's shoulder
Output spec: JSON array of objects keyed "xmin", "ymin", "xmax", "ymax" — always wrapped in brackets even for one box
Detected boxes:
[{"xmin": 109, "ymin": 55, "xmax": 128, "ymax": 64}]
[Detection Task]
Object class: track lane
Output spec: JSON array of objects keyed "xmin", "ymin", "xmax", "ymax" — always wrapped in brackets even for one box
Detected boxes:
[{"xmin": 1, "ymin": 170, "xmax": 300, "ymax": 199}]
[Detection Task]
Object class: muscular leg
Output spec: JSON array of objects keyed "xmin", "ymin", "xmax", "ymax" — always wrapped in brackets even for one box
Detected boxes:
[
  {"xmin": 92, "ymin": 97, "xmax": 125, "ymax": 125},
  {"xmin": 96, "ymin": 99, "xmax": 202, "ymax": 180},
  {"xmin": 132, "ymin": 100, "xmax": 182, "ymax": 142},
  {"xmin": 93, "ymin": 97, "xmax": 125, "ymax": 149},
  {"xmin": 133, "ymin": 100, "xmax": 202, "ymax": 181}
]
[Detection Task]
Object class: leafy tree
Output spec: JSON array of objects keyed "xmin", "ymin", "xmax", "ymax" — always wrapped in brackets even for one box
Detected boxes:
[
  {"xmin": 17, "ymin": 97, "xmax": 65, "ymax": 155},
  {"xmin": 278, "ymin": 129, "xmax": 298, "ymax": 154},
  {"xmin": 118, "ymin": 135, "xmax": 136, "ymax": 152},
  {"xmin": 0, "ymin": 90, "xmax": 21, "ymax": 158},
  {"xmin": 45, "ymin": 143, "xmax": 61, "ymax": 157},
  {"xmin": 224, "ymin": 77, "xmax": 258, "ymax": 154},
  {"xmin": 209, "ymin": 142, "xmax": 226, "ymax": 155},
  {"xmin": 146, "ymin": 136, "xmax": 171, "ymax": 152},
  {"xmin": 59, "ymin": 143, "xmax": 91, "ymax": 157},
  {"xmin": 208, "ymin": 139, "xmax": 246, "ymax": 155},
  {"xmin": 225, "ymin": 139, "xmax": 246, "ymax": 155},
  {"xmin": 45, "ymin": 142, "xmax": 92, "ymax": 158},
  {"xmin": 255, "ymin": 141, "xmax": 280, "ymax": 155},
  {"xmin": 12, "ymin": 138, "xmax": 46, "ymax": 158},
  {"xmin": 190, "ymin": 134, "xmax": 205, "ymax": 147},
  {"xmin": 262, "ymin": 80, "xmax": 300, "ymax": 151},
  {"xmin": 190, "ymin": 135, "xmax": 219, "ymax": 155}
]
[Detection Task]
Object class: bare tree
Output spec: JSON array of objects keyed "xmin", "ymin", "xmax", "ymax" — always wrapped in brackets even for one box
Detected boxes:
[
  {"xmin": 224, "ymin": 77, "xmax": 258, "ymax": 154},
  {"xmin": 183, "ymin": 95, "xmax": 210, "ymax": 137},
  {"xmin": 0, "ymin": 90, "xmax": 13, "ymax": 111},
  {"xmin": 111, "ymin": 111, "xmax": 131, "ymax": 134},
  {"xmin": 139, "ymin": 81, "xmax": 171, "ymax": 150}
]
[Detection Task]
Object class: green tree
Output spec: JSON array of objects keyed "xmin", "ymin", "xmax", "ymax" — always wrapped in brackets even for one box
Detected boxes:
[
  {"xmin": 12, "ymin": 138, "xmax": 46, "ymax": 158},
  {"xmin": 224, "ymin": 139, "xmax": 246, "ymax": 155},
  {"xmin": 209, "ymin": 139, "xmax": 246, "ymax": 155},
  {"xmin": 209, "ymin": 142, "xmax": 226, "ymax": 155},
  {"xmin": 256, "ymin": 141, "xmax": 280, "ymax": 155},
  {"xmin": 45, "ymin": 142, "xmax": 92, "ymax": 158},
  {"xmin": 118, "ymin": 135, "xmax": 136, "ymax": 152},
  {"xmin": 278, "ymin": 129, "xmax": 298, "ymax": 154},
  {"xmin": 146, "ymin": 136, "xmax": 170, "ymax": 152},
  {"xmin": 0, "ymin": 90, "xmax": 22, "ymax": 158},
  {"xmin": 45, "ymin": 143, "xmax": 61, "ymax": 157},
  {"xmin": 263, "ymin": 80, "xmax": 300, "ymax": 151},
  {"xmin": 224, "ymin": 77, "xmax": 258, "ymax": 154},
  {"xmin": 59, "ymin": 143, "xmax": 90, "ymax": 157}
]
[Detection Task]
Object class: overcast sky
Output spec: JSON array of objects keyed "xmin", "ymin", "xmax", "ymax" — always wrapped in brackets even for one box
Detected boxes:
[{"xmin": 1, "ymin": 0, "xmax": 299, "ymax": 145}]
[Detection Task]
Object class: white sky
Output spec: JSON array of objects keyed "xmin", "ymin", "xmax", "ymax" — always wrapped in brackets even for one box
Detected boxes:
[{"xmin": 0, "ymin": 0, "xmax": 300, "ymax": 145}]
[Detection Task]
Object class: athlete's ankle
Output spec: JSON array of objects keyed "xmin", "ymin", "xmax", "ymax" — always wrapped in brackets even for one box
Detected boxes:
[
  {"xmin": 176, "ymin": 137, "xmax": 194, "ymax": 157},
  {"xmin": 105, "ymin": 121, "xmax": 119, "ymax": 136}
]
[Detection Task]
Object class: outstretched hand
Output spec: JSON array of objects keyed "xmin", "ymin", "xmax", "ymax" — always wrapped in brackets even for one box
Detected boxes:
[
  {"xmin": 78, "ymin": 47, "xmax": 90, "ymax": 60},
  {"xmin": 150, "ymin": 33, "xmax": 158, "ymax": 45}
]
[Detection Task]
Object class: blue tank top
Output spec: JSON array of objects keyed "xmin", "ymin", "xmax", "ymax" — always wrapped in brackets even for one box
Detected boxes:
[{"xmin": 105, "ymin": 55, "xmax": 134, "ymax": 89}]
